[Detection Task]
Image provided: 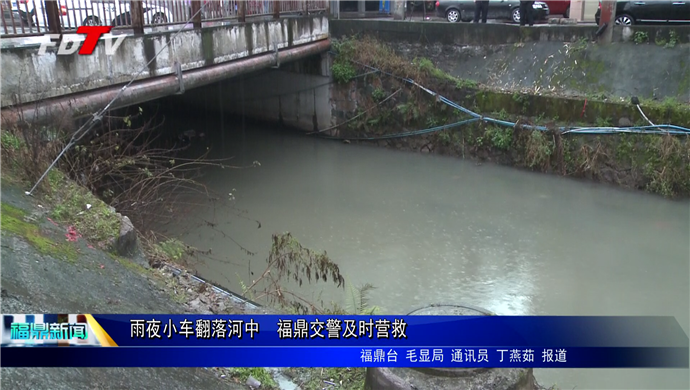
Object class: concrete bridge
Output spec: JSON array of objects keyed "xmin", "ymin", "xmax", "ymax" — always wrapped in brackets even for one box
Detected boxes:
[{"xmin": 0, "ymin": 1, "xmax": 333, "ymax": 127}]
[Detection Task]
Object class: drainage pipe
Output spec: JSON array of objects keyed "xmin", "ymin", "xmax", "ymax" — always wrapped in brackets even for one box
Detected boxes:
[{"xmin": 1, "ymin": 39, "xmax": 331, "ymax": 126}]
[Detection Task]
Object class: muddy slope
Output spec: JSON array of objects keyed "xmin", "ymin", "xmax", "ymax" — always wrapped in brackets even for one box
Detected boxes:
[{"xmin": 0, "ymin": 184, "xmax": 248, "ymax": 390}]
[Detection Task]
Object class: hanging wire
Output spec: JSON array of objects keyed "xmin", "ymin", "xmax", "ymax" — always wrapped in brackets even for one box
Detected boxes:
[{"xmin": 25, "ymin": 2, "xmax": 211, "ymax": 197}]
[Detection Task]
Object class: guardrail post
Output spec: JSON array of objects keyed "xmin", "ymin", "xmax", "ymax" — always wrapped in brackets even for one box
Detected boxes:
[
  {"xmin": 130, "ymin": 0, "xmax": 145, "ymax": 35},
  {"xmin": 44, "ymin": 0, "xmax": 62, "ymax": 34},
  {"xmin": 305, "ymin": 0, "xmax": 310, "ymax": 15},
  {"xmin": 238, "ymin": 0, "xmax": 246, "ymax": 22},
  {"xmin": 273, "ymin": 0, "xmax": 279, "ymax": 19},
  {"xmin": 190, "ymin": 0, "xmax": 202, "ymax": 29}
]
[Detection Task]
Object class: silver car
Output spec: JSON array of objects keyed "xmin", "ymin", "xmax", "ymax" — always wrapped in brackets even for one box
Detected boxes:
[
  {"xmin": 436, "ymin": 0, "xmax": 550, "ymax": 24},
  {"xmin": 8, "ymin": 0, "xmax": 173, "ymax": 30}
]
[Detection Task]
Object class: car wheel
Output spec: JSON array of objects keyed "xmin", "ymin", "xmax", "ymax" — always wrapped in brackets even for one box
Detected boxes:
[
  {"xmin": 152, "ymin": 12, "xmax": 167, "ymax": 24},
  {"xmin": 564, "ymin": 6, "xmax": 569, "ymax": 18},
  {"xmin": 512, "ymin": 8, "xmax": 521, "ymax": 24},
  {"xmin": 82, "ymin": 16, "xmax": 101, "ymax": 26},
  {"xmin": 615, "ymin": 14, "xmax": 634, "ymax": 25},
  {"xmin": 446, "ymin": 9, "xmax": 460, "ymax": 23}
]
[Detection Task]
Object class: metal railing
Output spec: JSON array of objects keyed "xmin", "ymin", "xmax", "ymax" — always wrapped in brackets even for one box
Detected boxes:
[{"xmin": 1, "ymin": 0, "xmax": 328, "ymax": 37}]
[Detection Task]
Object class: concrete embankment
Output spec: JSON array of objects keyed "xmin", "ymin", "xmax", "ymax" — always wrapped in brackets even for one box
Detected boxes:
[
  {"xmin": 325, "ymin": 34, "xmax": 690, "ymax": 198},
  {"xmin": 330, "ymin": 20, "xmax": 690, "ymax": 102}
]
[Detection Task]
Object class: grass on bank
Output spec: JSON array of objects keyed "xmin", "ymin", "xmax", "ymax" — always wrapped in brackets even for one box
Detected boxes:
[
  {"xmin": 0, "ymin": 201, "xmax": 79, "ymax": 263},
  {"xmin": 228, "ymin": 367, "xmax": 279, "ymax": 389},
  {"xmin": 285, "ymin": 367, "xmax": 366, "ymax": 390},
  {"xmin": 331, "ymin": 36, "xmax": 478, "ymax": 89}
]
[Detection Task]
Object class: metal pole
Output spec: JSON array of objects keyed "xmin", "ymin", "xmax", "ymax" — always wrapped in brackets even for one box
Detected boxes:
[
  {"xmin": 239, "ymin": 0, "xmax": 246, "ymax": 22},
  {"xmin": 44, "ymin": 0, "xmax": 62, "ymax": 35},
  {"xmin": 130, "ymin": 0, "xmax": 145, "ymax": 35},
  {"xmin": 597, "ymin": 0, "xmax": 616, "ymax": 44},
  {"xmin": 190, "ymin": 0, "xmax": 202, "ymax": 29}
]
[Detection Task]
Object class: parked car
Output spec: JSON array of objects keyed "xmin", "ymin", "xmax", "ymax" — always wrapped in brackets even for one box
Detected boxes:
[
  {"xmin": 544, "ymin": 0, "xmax": 570, "ymax": 18},
  {"xmin": 2, "ymin": 0, "xmax": 31, "ymax": 30},
  {"xmin": 11, "ymin": 0, "xmax": 173, "ymax": 29},
  {"xmin": 436, "ymin": 0, "xmax": 550, "ymax": 24},
  {"xmin": 595, "ymin": 0, "xmax": 690, "ymax": 25}
]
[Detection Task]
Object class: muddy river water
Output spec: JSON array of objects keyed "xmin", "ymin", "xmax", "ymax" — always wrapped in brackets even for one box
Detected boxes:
[{"xmin": 157, "ymin": 115, "xmax": 689, "ymax": 390}]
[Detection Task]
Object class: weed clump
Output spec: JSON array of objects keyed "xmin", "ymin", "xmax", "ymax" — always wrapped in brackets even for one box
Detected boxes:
[
  {"xmin": 643, "ymin": 134, "xmax": 690, "ymax": 197},
  {"xmin": 227, "ymin": 367, "xmax": 278, "ymax": 389},
  {"xmin": 332, "ymin": 61, "xmax": 357, "ymax": 84},
  {"xmin": 145, "ymin": 237, "xmax": 195, "ymax": 267},
  {"xmin": 46, "ymin": 170, "xmax": 121, "ymax": 248},
  {"xmin": 484, "ymin": 126, "xmax": 513, "ymax": 150},
  {"xmin": 284, "ymin": 367, "xmax": 366, "ymax": 390}
]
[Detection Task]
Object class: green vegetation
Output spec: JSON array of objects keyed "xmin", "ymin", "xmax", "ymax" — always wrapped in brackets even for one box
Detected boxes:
[
  {"xmin": 333, "ymin": 36, "xmax": 478, "ymax": 89},
  {"xmin": 524, "ymin": 130, "xmax": 554, "ymax": 169},
  {"xmin": 484, "ymin": 126, "xmax": 513, "ymax": 150},
  {"xmin": 151, "ymin": 238, "xmax": 189, "ymax": 263},
  {"xmin": 667, "ymin": 30, "xmax": 679, "ymax": 48},
  {"xmin": 656, "ymin": 30, "xmax": 679, "ymax": 48},
  {"xmin": 512, "ymin": 92, "xmax": 531, "ymax": 113},
  {"xmin": 642, "ymin": 134, "xmax": 690, "ymax": 197},
  {"xmin": 371, "ymin": 87, "xmax": 387, "ymax": 103},
  {"xmin": 284, "ymin": 367, "xmax": 366, "ymax": 390},
  {"xmin": 1, "ymin": 202, "xmax": 78, "ymax": 262},
  {"xmin": 633, "ymin": 31, "xmax": 649, "ymax": 44},
  {"xmin": 1, "ymin": 130, "xmax": 23, "ymax": 153},
  {"xmin": 228, "ymin": 367, "xmax": 278, "ymax": 389},
  {"xmin": 594, "ymin": 116, "xmax": 612, "ymax": 127},
  {"xmin": 47, "ymin": 170, "xmax": 121, "ymax": 248},
  {"xmin": 332, "ymin": 61, "xmax": 357, "ymax": 84},
  {"xmin": 571, "ymin": 37, "xmax": 589, "ymax": 53},
  {"xmin": 238, "ymin": 232, "xmax": 349, "ymax": 315},
  {"xmin": 413, "ymin": 57, "xmax": 477, "ymax": 89},
  {"xmin": 437, "ymin": 129, "xmax": 462, "ymax": 147},
  {"xmin": 109, "ymin": 253, "xmax": 150, "ymax": 275}
]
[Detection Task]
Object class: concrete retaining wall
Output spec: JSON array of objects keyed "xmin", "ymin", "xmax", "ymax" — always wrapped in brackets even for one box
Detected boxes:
[
  {"xmin": 330, "ymin": 19, "xmax": 690, "ymax": 45},
  {"xmin": 331, "ymin": 20, "xmax": 690, "ymax": 102},
  {"xmin": 0, "ymin": 15, "xmax": 329, "ymax": 107}
]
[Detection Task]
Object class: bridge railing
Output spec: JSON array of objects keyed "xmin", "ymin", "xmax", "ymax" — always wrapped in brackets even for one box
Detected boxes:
[{"xmin": 1, "ymin": 0, "xmax": 328, "ymax": 37}]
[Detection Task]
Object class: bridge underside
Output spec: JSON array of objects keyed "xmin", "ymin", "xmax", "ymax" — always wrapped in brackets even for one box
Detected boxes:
[{"xmin": 0, "ymin": 15, "xmax": 330, "ymax": 125}]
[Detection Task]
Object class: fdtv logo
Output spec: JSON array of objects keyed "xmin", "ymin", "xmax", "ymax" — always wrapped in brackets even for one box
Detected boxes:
[{"xmin": 38, "ymin": 26, "xmax": 126, "ymax": 56}]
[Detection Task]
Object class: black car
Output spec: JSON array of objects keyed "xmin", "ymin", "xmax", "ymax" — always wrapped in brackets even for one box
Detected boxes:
[
  {"xmin": 595, "ymin": 0, "xmax": 690, "ymax": 25},
  {"xmin": 436, "ymin": 0, "xmax": 550, "ymax": 24}
]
